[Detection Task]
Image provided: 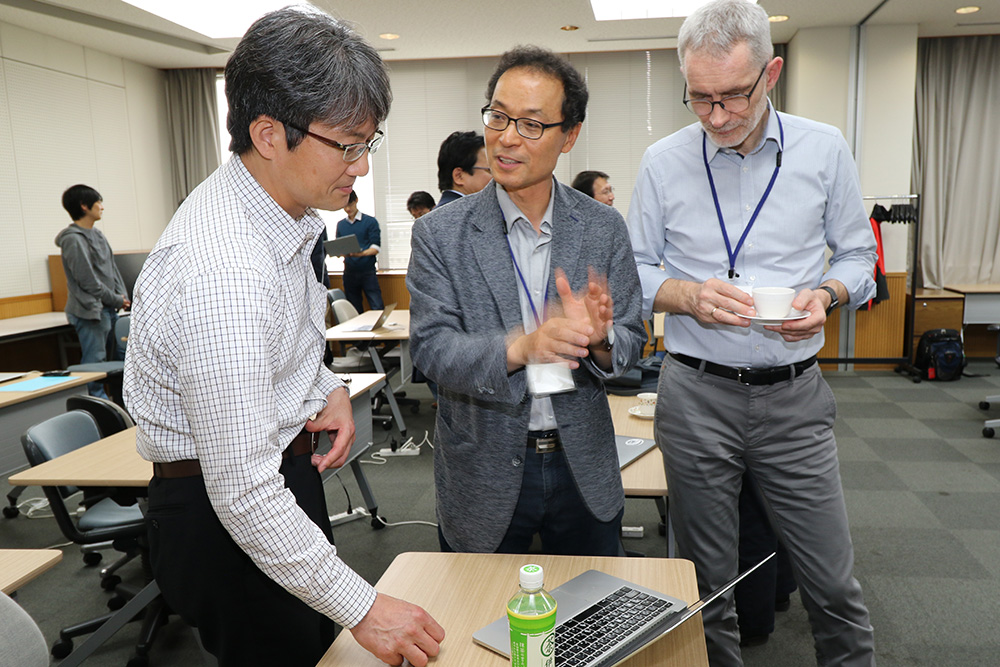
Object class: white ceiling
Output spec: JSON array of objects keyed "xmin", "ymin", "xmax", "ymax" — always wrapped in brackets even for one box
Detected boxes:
[{"xmin": 0, "ymin": 0, "xmax": 997, "ymax": 69}]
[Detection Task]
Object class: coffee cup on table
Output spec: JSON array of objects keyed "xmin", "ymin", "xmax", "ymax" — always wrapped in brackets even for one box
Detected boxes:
[
  {"xmin": 752, "ymin": 287, "xmax": 795, "ymax": 319},
  {"xmin": 636, "ymin": 392, "xmax": 657, "ymax": 417}
]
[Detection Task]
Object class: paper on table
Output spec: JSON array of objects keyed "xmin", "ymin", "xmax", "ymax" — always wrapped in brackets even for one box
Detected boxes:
[{"xmin": 0, "ymin": 376, "xmax": 77, "ymax": 392}]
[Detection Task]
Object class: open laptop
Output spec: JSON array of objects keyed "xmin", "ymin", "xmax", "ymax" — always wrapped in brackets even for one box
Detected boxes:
[
  {"xmin": 473, "ymin": 553, "xmax": 774, "ymax": 667},
  {"xmin": 615, "ymin": 435, "xmax": 656, "ymax": 469},
  {"xmin": 343, "ymin": 303, "xmax": 397, "ymax": 332},
  {"xmin": 323, "ymin": 234, "xmax": 362, "ymax": 257}
]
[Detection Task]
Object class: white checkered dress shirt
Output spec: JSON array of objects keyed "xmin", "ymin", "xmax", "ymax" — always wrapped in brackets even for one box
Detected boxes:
[{"xmin": 124, "ymin": 155, "xmax": 376, "ymax": 627}]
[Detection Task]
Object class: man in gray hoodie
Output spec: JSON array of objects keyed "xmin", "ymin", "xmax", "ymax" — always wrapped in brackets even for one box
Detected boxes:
[{"xmin": 55, "ymin": 184, "xmax": 129, "ymax": 398}]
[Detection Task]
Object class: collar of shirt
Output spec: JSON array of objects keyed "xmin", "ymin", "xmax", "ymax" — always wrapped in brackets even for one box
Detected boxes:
[
  {"xmin": 704, "ymin": 99, "xmax": 783, "ymax": 164},
  {"xmin": 228, "ymin": 155, "xmax": 324, "ymax": 264},
  {"xmin": 495, "ymin": 180, "xmax": 555, "ymax": 236}
]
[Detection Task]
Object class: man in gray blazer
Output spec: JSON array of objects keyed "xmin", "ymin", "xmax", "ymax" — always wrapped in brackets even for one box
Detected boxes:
[{"xmin": 408, "ymin": 46, "xmax": 645, "ymax": 555}]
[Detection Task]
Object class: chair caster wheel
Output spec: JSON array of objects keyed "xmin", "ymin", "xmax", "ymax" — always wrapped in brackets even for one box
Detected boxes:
[
  {"xmin": 108, "ymin": 595, "xmax": 127, "ymax": 611},
  {"xmin": 381, "ymin": 421, "xmax": 392, "ymax": 431},
  {"xmin": 83, "ymin": 551, "xmax": 103, "ymax": 566},
  {"xmin": 2, "ymin": 506, "xmax": 18, "ymax": 518},
  {"xmin": 981, "ymin": 401, "xmax": 991, "ymax": 410},
  {"xmin": 371, "ymin": 516, "xmax": 385, "ymax": 530},
  {"xmin": 101, "ymin": 574, "xmax": 121, "ymax": 590},
  {"xmin": 52, "ymin": 639, "xmax": 73, "ymax": 659},
  {"xmin": 984, "ymin": 427, "xmax": 996, "ymax": 439}
]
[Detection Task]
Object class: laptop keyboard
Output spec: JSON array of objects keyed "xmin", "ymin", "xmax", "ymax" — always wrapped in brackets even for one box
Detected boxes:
[{"xmin": 554, "ymin": 586, "xmax": 677, "ymax": 667}]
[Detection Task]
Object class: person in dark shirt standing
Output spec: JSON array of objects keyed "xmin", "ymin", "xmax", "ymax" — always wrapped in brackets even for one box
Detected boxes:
[
  {"xmin": 336, "ymin": 190, "xmax": 383, "ymax": 312},
  {"xmin": 55, "ymin": 184, "xmax": 129, "ymax": 398}
]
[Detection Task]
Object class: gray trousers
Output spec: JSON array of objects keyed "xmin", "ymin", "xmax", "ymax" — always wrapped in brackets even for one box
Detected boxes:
[{"xmin": 656, "ymin": 356, "xmax": 875, "ymax": 667}]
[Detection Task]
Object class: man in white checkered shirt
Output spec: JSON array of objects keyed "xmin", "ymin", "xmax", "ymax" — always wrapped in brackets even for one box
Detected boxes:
[{"xmin": 123, "ymin": 8, "xmax": 443, "ymax": 666}]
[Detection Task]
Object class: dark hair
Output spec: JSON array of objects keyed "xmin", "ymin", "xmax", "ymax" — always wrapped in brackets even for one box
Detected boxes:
[
  {"xmin": 224, "ymin": 7, "xmax": 392, "ymax": 154},
  {"xmin": 61, "ymin": 184, "xmax": 102, "ymax": 221},
  {"xmin": 485, "ymin": 45, "xmax": 588, "ymax": 131},
  {"xmin": 571, "ymin": 171, "xmax": 609, "ymax": 198},
  {"xmin": 436, "ymin": 131, "xmax": 484, "ymax": 191},
  {"xmin": 406, "ymin": 191, "xmax": 436, "ymax": 211},
  {"xmin": 347, "ymin": 190, "xmax": 358, "ymax": 205}
]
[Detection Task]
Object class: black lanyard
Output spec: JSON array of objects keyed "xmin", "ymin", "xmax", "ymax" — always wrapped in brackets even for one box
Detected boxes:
[{"xmin": 702, "ymin": 112, "xmax": 784, "ymax": 279}]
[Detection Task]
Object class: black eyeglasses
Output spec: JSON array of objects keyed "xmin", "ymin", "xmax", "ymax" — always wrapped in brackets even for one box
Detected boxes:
[
  {"xmin": 481, "ymin": 107, "xmax": 563, "ymax": 140},
  {"xmin": 285, "ymin": 123, "xmax": 384, "ymax": 162},
  {"xmin": 683, "ymin": 66, "xmax": 767, "ymax": 117}
]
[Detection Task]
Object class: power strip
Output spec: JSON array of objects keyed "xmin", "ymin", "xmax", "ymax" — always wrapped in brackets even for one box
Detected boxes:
[
  {"xmin": 621, "ymin": 525, "xmax": 644, "ymax": 539},
  {"xmin": 329, "ymin": 506, "xmax": 369, "ymax": 527},
  {"xmin": 378, "ymin": 447, "xmax": 420, "ymax": 457}
]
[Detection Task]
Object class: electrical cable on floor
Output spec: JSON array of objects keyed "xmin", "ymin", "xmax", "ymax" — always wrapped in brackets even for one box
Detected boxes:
[
  {"xmin": 16, "ymin": 496, "xmax": 54, "ymax": 519},
  {"xmin": 350, "ymin": 507, "xmax": 437, "ymax": 529},
  {"xmin": 361, "ymin": 430, "xmax": 434, "ymax": 465}
]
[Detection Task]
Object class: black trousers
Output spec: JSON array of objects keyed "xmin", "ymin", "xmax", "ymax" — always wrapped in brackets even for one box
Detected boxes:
[
  {"xmin": 146, "ymin": 452, "xmax": 336, "ymax": 667},
  {"xmin": 735, "ymin": 470, "xmax": 798, "ymax": 637}
]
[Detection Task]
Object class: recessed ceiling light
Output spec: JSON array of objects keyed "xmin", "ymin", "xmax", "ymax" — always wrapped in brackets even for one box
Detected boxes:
[
  {"xmin": 561, "ymin": 25, "xmax": 580, "ymax": 31},
  {"xmin": 768, "ymin": 15, "xmax": 789, "ymax": 23},
  {"xmin": 955, "ymin": 6, "xmax": 980, "ymax": 14},
  {"xmin": 590, "ymin": 0, "xmax": 756, "ymax": 21},
  {"xmin": 379, "ymin": 33, "xmax": 400, "ymax": 40}
]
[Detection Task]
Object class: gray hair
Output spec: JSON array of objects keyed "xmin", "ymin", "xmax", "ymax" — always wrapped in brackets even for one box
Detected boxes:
[
  {"xmin": 677, "ymin": 0, "xmax": 773, "ymax": 71},
  {"xmin": 225, "ymin": 6, "xmax": 392, "ymax": 154}
]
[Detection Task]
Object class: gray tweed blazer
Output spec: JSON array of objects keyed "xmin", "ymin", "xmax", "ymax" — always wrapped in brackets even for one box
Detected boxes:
[{"xmin": 407, "ymin": 180, "xmax": 646, "ymax": 552}]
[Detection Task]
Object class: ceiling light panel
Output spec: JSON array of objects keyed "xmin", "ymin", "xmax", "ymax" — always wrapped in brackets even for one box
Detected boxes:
[
  {"xmin": 122, "ymin": 0, "xmax": 307, "ymax": 38},
  {"xmin": 590, "ymin": 0, "xmax": 756, "ymax": 21}
]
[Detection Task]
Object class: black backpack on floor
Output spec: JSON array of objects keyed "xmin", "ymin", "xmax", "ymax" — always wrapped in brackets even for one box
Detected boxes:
[{"xmin": 913, "ymin": 328, "xmax": 966, "ymax": 381}]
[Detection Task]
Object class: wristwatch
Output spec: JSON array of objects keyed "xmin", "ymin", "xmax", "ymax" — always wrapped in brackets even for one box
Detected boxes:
[
  {"xmin": 600, "ymin": 325, "xmax": 616, "ymax": 351},
  {"xmin": 818, "ymin": 286, "xmax": 840, "ymax": 315}
]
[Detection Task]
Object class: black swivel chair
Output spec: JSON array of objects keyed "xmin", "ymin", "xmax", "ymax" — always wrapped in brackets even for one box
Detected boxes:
[
  {"xmin": 66, "ymin": 394, "xmax": 135, "ymax": 437},
  {"xmin": 21, "ymin": 411, "xmax": 168, "ymax": 664}
]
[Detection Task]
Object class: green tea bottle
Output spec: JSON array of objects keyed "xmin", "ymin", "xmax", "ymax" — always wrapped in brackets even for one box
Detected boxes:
[{"xmin": 507, "ymin": 563, "xmax": 557, "ymax": 667}]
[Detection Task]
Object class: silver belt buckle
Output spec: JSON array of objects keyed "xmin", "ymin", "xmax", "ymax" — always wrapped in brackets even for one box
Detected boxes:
[{"xmin": 534, "ymin": 435, "xmax": 560, "ymax": 454}]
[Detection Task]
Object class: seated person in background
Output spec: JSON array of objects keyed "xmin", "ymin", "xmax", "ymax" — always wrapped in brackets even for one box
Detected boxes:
[
  {"xmin": 337, "ymin": 190, "xmax": 384, "ymax": 312},
  {"xmin": 436, "ymin": 130, "xmax": 492, "ymax": 206},
  {"xmin": 406, "ymin": 191, "xmax": 435, "ymax": 219},
  {"xmin": 571, "ymin": 170, "xmax": 615, "ymax": 206},
  {"xmin": 56, "ymin": 184, "xmax": 130, "ymax": 399}
]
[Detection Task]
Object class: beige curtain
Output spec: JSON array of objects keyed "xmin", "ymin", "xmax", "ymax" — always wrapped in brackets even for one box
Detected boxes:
[
  {"xmin": 165, "ymin": 68, "xmax": 221, "ymax": 207},
  {"xmin": 913, "ymin": 36, "xmax": 1000, "ymax": 288}
]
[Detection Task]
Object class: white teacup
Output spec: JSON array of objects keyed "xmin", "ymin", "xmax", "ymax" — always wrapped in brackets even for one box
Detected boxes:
[
  {"xmin": 636, "ymin": 392, "xmax": 657, "ymax": 417},
  {"xmin": 752, "ymin": 287, "xmax": 795, "ymax": 319}
]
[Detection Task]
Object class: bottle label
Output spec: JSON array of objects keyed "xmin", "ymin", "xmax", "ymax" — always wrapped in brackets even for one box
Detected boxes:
[{"xmin": 509, "ymin": 609, "xmax": 556, "ymax": 667}]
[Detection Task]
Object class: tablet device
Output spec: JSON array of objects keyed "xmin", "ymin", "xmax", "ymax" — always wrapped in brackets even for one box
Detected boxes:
[{"xmin": 324, "ymin": 234, "xmax": 362, "ymax": 257}]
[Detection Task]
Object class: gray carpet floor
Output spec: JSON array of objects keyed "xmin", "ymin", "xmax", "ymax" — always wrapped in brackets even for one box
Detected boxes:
[{"xmin": 3, "ymin": 360, "xmax": 1000, "ymax": 666}]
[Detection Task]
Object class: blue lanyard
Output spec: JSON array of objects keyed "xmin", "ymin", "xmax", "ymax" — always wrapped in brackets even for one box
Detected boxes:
[
  {"xmin": 702, "ymin": 112, "xmax": 784, "ymax": 279},
  {"xmin": 504, "ymin": 218, "xmax": 548, "ymax": 329}
]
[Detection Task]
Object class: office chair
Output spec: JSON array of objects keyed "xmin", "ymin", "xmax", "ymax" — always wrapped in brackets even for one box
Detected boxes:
[
  {"xmin": 328, "ymin": 298, "xmax": 377, "ymax": 373},
  {"xmin": 0, "ymin": 591, "xmax": 48, "ymax": 667},
  {"xmin": 66, "ymin": 395, "xmax": 135, "ymax": 437},
  {"xmin": 326, "ymin": 287, "xmax": 347, "ymax": 307},
  {"xmin": 115, "ymin": 314, "xmax": 130, "ymax": 359},
  {"xmin": 67, "ymin": 361, "xmax": 126, "ymax": 407},
  {"xmin": 22, "ymin": 411, "xmax": 167, "ymax": 664}
]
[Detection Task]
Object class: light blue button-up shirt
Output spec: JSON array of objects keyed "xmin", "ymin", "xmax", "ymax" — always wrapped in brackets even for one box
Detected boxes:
[{"xmin": 628, "ymin": 105, "xmax": 877, "ymax": 367}]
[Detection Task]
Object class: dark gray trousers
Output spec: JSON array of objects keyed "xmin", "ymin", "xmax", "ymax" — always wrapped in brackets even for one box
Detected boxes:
[{"xmin": 656, "ymin": 356, "xmax": 875, "ymax": 667}]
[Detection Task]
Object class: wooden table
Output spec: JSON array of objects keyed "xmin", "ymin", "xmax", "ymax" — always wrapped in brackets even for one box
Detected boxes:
[
  {"xmin": 8, "ymin": 373, "xmax": 386, "ymax": 490},
  {"xmin": 0, "ymin": 371, "xmax": 106, "ymax": 477},
  {"xmin": 327, "ymin": 310, "xmax": 411, "ymax": 437},
  {"xmin": 319, "ymin": 552, "xmax": 707, "ymax": 667},
  {"xmin": 0, "ymin": 548, "xmax": 63, "ymax": 594}
]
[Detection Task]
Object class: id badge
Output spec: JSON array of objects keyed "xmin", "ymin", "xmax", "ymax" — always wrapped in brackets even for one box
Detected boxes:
[{"xmin": 526, "ymin": 362, "xmax": 575, "ymax": 396}]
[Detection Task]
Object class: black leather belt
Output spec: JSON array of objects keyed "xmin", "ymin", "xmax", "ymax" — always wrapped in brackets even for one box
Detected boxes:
[
  {"xmin": 527, "ymin": 430, "xmax": 562, "ymax": 454},
  {"xmin": 153, "ymin": 430, "xmax": 316, "ymax": 479},
  {"xmin": 669, "ymin": 352, "xmax": 817, "ymax": 386}
]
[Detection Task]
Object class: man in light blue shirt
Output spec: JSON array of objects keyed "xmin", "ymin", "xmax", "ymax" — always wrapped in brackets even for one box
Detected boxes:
[{"xmin": 628, "ymin": 1, "xmax": 876, "ymax": 665}]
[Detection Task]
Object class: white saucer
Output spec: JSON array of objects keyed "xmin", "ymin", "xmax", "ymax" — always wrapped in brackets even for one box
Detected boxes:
[
  {"xmin": 628, "ymin": 406, "xmax": 655, "ymax": 420},
  {"xmin": 736, "ymin": 308, "xmax": 810, "ymax": 326}
]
